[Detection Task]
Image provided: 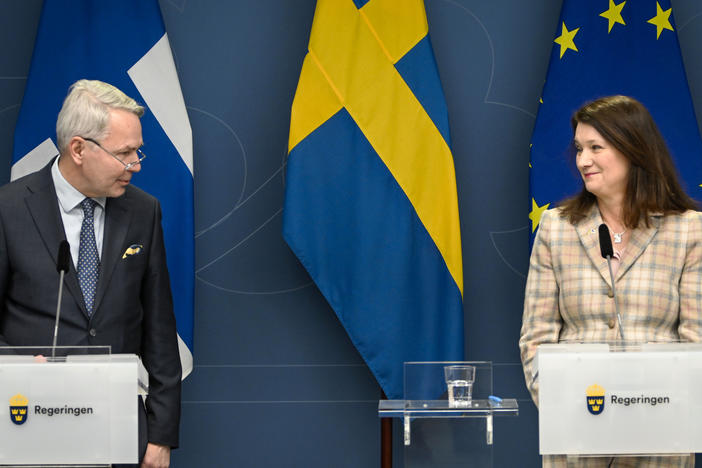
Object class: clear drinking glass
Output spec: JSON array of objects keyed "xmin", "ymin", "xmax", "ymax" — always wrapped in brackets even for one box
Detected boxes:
[{"xmin": 444, "ymin": 365, "xmax": 476, "ymax": 407}]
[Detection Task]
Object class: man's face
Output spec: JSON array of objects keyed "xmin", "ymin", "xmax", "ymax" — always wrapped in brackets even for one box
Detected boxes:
[{"xmin": 81, "ymin": 108, "xmax": 143, "ymax": 198}]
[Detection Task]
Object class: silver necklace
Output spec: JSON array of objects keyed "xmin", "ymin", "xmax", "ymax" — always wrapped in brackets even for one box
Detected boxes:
[
  {"xmin": 612, "ymin": 229, "xmax": 626, "ymax": 244},
  {"xmin": 601, "ymin": 215, "xmax": 627, "ymax": 243}
]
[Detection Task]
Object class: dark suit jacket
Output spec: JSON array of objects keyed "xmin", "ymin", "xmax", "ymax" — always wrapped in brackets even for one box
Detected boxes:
[{"xmin": 0, "ymin": 161, "xmax": 181, "ymax": 448}]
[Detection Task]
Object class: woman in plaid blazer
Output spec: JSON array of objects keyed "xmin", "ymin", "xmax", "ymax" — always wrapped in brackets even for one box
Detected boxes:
[{"xmin": 520, "ymin": 95, "xmax": 702, "ymax": 468}]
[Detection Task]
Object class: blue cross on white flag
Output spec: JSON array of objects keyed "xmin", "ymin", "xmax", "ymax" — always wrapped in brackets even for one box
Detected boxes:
[{"xmin": 12, "ymin": 0, "xmax": 194, "ymax": 377}]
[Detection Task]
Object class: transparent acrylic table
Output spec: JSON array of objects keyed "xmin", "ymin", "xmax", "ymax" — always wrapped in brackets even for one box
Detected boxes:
[
  {"xmin": 379, "ymin": 362, "xmax": 519, "ymax": 467},
  {"xmin": 378, "ymin": 398, "xmax": 519, "ymax": 446}
]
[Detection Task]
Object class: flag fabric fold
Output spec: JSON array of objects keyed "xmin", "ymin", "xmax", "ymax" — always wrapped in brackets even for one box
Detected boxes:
[
  {"xmin": 12, "ymin": 0, "xmax": 194, "ymax": 377},
  {"xmin": 530, "ymin": 0, "xmax": 702, "ymax": 237},
  {"xmin": 283, "ymin": 0, "xmax": 464, "ymax": 399}
]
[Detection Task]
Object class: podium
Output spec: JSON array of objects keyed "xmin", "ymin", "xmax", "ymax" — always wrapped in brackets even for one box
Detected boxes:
[
  {"xmin": 537, "ymin": 342, "xmax": 702, "ymax": 458},
  {"xmin": 378, "ymin": 362, "xmax": 519, "ymax": 467},
  {"xmin": 0, "ymin": 346, "xmax": 148, "ymax": 466}
]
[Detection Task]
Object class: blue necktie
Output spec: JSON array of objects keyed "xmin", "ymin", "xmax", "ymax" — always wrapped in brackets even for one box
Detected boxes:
[{"xmin": 77, "ymin": 198, "xmax": 100, "ymax": 315}]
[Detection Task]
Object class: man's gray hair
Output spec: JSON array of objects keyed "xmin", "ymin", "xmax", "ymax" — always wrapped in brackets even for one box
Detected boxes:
[{"xmin": 56, "ymin": 79, "xmax": 144, "ymax": 153}]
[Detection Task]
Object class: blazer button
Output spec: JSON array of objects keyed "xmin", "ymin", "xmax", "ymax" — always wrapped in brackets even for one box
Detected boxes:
[
  {"xmin": 607, "ymin": 288, "xmax": 614, "ymax": 298},
  {"xmin": 607, "ymin": 319, "xmax": 616, "ymax": 329},
  {"xmin": 89, "ymin": 328, "xmax": 97, "ymax": 337}
]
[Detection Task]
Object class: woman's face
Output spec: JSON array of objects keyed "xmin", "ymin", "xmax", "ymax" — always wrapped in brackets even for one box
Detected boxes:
[{"xmin": 574, "ymin": 122, "xmax": 631, "ymax": 204}]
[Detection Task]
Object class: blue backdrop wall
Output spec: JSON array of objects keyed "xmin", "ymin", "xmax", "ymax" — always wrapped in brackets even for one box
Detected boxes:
[{"xmin": 3, "ymin": 1, "xmax": 702, "ymax": 466}]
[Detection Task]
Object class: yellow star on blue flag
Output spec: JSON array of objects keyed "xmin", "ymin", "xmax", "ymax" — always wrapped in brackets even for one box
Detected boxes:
[
  {"xmin": 554, "ymin": 22, "xmax": 580, "ymax": 58},
  {"xmin": 600, "ymin": 0, "xmax": 626, "ymax": 33},
  {"xmin": 647, "ymin": 1, "xmax": 673, "ymax": 39},
  {"xmin": 529, "ymin": 199, "xmax": 551, "ymax": 233}
]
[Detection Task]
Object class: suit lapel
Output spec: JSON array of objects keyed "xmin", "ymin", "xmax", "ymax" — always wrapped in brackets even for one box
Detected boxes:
[
  {"xmin": 24, "ymin": 164, "xmax": 86, "ymax": 316},
  {"xmin": 576, "ymin": 207, "xmax": 612, "ymax": 287},
  {"xmin": 93, "ymin": 193, "xmax": 131, "ymax": 314}
]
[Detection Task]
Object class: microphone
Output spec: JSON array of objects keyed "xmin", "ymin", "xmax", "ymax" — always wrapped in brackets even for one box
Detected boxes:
[
  {"xmin": 598, "ymin": 224, "xmax": 625, "ymax": 341},
  {"xmin": 56, "ymin": 240, "xmax": 70, "ymax": 273},
  {"xmin": 598, "ymin": 224, "xmax": 614, "ymax": 258},
  {"xmin": 51, "ymin": 241, "xmax": 71, "ymax": 359}
]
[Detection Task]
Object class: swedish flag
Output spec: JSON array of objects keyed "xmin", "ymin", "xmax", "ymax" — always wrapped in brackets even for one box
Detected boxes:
[
  {"xmin": 530, "ymin": 0, "xmax": 702, "ymax": 238},
  {"xmin": 283, "ymin": 0, "xmax": 464, "ymax": 399}
]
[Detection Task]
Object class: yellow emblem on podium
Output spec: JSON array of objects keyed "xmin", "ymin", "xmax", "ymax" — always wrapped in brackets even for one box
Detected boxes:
[
  {"xmin": 586, "ymin": 384, "xmax": 605, "ymax": 415},
  {"xmin": 9, "ymin": 394, "xmax": 28, "ymax": 425}
]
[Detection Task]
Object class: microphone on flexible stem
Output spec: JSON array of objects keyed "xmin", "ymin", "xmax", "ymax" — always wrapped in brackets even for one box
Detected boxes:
[
  {"xmin": 598, "ymin": 224, "xmax": 625, "ymax": 341},
  {"xmin": 51, "ymin": 241, "xmax": 71, "ymax": 359}
]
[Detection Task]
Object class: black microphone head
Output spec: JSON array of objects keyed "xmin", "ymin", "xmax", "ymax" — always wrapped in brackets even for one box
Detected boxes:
[
  {"xmin": 598, "ymin": 224, "xmax": 614, "ymax": 259},
  {"xmin": 57, "ymin": 240, "xmax": 71, "ymax": 273}
]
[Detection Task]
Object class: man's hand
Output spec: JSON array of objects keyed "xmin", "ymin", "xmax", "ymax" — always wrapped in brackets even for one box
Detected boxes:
[{"xmin": 141, "ymin": 443, "xmax": 170, "ymax": 468}]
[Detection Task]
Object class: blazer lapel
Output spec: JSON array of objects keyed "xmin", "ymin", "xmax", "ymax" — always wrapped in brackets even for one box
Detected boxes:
[
  {"xmin": 24, "ymin": 165, "xmax": 86, "ymax": 316},
  {"xmin": 615, "ymin": 215, "xmax": 661, "ymax": 281},
  {"xmin": 576, "ymin": 207, "xmax": 612, "ymax": 287},
  {"xmin": 92, "ymin": 193, "xmax": 131, "ymax": 314}
]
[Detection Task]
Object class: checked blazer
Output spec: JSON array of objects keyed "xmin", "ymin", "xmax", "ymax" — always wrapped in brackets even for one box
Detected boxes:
[{"xmin": 519, "ymin": 205, "xmax": 702, "ymax": 468}]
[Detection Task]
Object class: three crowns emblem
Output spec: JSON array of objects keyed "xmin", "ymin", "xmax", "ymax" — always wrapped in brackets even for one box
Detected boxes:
[
  {"xmin": 586, "ymin": 384, "xmax": 605, "ymax": 415},
  {"xmin": 9, "ymin": 393, "xmax": 28, "ymax": 425}
]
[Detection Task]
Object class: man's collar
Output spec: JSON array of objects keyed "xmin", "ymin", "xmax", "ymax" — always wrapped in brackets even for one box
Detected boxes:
[{"xmin": 51, "ymin": 157, "xmax": 106, "ymax": 211}]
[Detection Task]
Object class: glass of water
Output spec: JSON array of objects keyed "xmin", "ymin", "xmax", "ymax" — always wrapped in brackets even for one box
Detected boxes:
[{"xmin": 444, "ymin": 365, "xmax": 476, "ymax": 408}]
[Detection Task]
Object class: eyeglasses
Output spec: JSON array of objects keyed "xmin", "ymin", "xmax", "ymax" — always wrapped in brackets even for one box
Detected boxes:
[{"xmin": 81, "ymin": 137, "xmax": 147, "ymax": 171}]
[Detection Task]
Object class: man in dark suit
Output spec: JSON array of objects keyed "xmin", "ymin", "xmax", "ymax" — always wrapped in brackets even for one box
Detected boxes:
[{"xmin": 0, "ymin": 80, "xmax": 181, "ymax": 468}]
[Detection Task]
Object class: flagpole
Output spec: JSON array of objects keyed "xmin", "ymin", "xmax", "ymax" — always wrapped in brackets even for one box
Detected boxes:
[{"xmin": 380, "ymin": 390, "xmax": 392, "ymax": 468}]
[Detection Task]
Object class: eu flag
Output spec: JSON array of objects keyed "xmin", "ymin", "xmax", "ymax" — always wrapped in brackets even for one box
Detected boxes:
[
  {"xmin": 12, "ymin": 0, "xmax": 194, "ymax": 377},
  {"xmin": 283, "ymin": 0, "xmax": 464, "ymax": 399},
  {"xmin": 530, "ymin": 0, "xmax": 702, "ymax": 237}
]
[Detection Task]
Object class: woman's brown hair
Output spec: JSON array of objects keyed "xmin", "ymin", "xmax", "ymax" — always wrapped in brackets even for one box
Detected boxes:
[{"xmin": 560, "ymin": 95, "xmax": 698, "ymax": 227}]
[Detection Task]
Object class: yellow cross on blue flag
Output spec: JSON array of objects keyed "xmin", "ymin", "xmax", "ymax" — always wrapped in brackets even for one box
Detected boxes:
[
  {"xmin": 530, "ymin": 0, "xmax": 702, "ymax": 238},
  {"xmin": 283, "ymin": 0, "xmax": 464, "ymax": 399}
]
